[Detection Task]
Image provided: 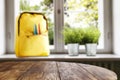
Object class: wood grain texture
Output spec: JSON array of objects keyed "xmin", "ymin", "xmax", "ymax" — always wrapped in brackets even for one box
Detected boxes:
[
  {"xmin": 0, "ymin": 61, "xmax": 34, "ymax": 80},
  {"xmin": 18, "ymin": 61, "xmax": 60, "ymax": 80},
  {"xmin": 57, "ymin": 62, "xmax": 98, "ymax": 80},
  {"xmin": 78, "ymin": 63, "xmax": 117, "ymax": 80},
  {"xmin": 0, "ymin": 61, "xmax": 117, "ymax": 80}
]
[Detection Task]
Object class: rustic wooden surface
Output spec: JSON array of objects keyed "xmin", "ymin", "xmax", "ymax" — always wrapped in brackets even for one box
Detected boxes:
[{"xmin": 0, "ymin": 61, "xmax": 117, "ymax": 80}]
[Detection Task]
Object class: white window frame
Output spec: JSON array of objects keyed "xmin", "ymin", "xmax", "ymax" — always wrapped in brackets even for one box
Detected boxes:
[
  {"xmin": 53, "ymin": 0, "xmax": 112, "ymax": 53},
  {"xmin": 5, "ymin": 0, "xmax": 112, "ymax": 53}
]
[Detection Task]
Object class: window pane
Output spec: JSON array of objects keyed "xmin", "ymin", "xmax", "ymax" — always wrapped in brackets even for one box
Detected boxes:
[
  {"xmin": 64, "ymin": 0, "xmax": 98, "ymax": 27},
  {"xmin": 19, "ymin": 0, "xmax": 54, "ymax": 46},
  {"xmin": 64, "ymin": 0, "xmax": 102, "ymax": 49}
]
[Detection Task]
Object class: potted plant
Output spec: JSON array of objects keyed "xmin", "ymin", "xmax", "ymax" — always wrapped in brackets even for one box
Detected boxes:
[
  {"xmin": 63, "ymin": 27, "xmax": 84, "ymax": 56},
  {"xmin": 82, "ymin": 26, "xmax": 100, "ymax": 56}
]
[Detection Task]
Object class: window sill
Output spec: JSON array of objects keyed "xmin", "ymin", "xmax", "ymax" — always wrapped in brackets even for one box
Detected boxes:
[{"xmin": 0, "ymin": 53, "xmax": 120, "ymax": 61}]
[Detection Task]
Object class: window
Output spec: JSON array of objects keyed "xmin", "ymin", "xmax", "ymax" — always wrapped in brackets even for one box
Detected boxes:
[
  {"xmin": 11, "ymin": 0, "xmax": 112, "ymax": 53},
  {"xmin": 63, "ymin": 0, "xmax": 99, "ymax": 49}
]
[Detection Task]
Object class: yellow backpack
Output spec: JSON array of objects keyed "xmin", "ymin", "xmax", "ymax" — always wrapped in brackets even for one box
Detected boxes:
[{"xmin": 15, "ymin": 12, "xmax": 50, "ymax": 57}]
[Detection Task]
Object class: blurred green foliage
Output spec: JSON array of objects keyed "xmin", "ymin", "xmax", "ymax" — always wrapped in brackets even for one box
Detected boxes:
[
  {"xmin": 63, "ymin": 26, "xmax": 100, "ymax": 44},
  {"xmin": 82, "ymin": 26, "xmax": 100, "ymax": 44},
  {"xmin": 63, "ymin": 27, "xmax": 84, "ymax": 44},
  {"xmin": 48, "ymin": 26, "xmax": 54, "ymax": 45},
  {"xmin": 80, "ymin": 0, "xmax": 98, "ymax": 27},
  {"xmin": 20, "ymin": 0, "xmax": 40, "ymax": 11},
  {"xmin": 65, "ymin": 0, "xmax": 98, "ymax": 27}
]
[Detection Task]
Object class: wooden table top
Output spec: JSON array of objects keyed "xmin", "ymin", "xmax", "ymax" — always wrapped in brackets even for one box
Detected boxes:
[{"xmin": 0, "ymin": 61, "xmax": 117, "ymax": 80}]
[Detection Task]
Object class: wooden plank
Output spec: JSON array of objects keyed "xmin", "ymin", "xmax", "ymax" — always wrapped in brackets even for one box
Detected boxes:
[
  {"xmin": 57, "ymin": 62, "xmax": 98, "ymax": 80},
  {"xmin": 18, "ymin": 61, "xmax": 60, "ymax": 80},
  {"xmin": 78, "ymin": 63, "xmax": 117, "ymax": 80},
  {"xmin": 0, "ymin": 61, "xmax": 34, "ymax": 80},
  {"xmin": 0, "ymin": 61, "xmax": 19, "ymax": 72}
]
